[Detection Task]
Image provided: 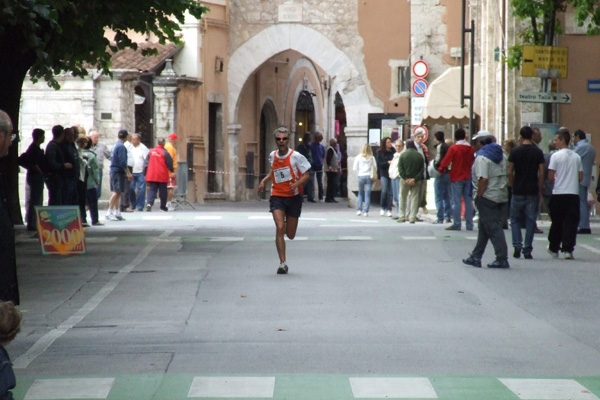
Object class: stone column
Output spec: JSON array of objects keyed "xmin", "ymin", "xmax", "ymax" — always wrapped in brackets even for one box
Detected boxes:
[
  {"xmin": 227, "ymin": 124, "xmax": 241, "ymax": 201},
  {"xmin": 154, "ymin": 59, "xmax": 179, "ymax": 139},
  {"xmin": 345, "ymin": 125, "xmax": 369, "ymax": 208}
]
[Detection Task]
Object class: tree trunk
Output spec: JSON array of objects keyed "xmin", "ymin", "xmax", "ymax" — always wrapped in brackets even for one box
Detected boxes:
[{"xmin": 0, "ymin": 35, "xmax": 35, "ymax": 225}]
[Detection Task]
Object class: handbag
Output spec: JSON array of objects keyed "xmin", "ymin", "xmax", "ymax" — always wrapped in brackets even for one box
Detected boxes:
[
  {"xmin": 427, "ymin": 159, "xmax": 441, "ymax": 178},
  {"xmin": 370, "ymin": 160, "xmax": 377, "ymax": 180}
]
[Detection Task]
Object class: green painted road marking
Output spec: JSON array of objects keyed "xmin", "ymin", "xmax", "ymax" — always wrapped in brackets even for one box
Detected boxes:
[{"xmin": 11, "ymin": 374, "xmax": 600, "ymax": 400}]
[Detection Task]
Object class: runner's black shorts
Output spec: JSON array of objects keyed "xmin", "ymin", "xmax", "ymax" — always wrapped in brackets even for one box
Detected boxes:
[{"xmin": 269, "ymin": 194, "xmax": 303, "ymax": 218}]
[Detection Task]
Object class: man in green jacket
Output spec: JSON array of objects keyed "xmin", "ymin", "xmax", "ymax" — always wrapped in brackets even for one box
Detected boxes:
[{"xmin": 397, "ymin": 139, "xmax": 425, "ymax": 223}]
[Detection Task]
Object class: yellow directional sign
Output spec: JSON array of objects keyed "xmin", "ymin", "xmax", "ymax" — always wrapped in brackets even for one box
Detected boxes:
[{"xmin": 522, "ymin": 46, "xmax": 568, "ymax": 79}]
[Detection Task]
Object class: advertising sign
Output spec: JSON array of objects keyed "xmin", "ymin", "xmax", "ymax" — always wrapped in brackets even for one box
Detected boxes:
[{"xmin": 36, "ymin": 206, "xmax": 86, "ymax": 255}]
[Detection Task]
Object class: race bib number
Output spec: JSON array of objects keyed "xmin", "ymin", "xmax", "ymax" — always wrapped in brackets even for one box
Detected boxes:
[{"xmin": 274, "ymin": 166, "xmax": 293, "ymax": 183}]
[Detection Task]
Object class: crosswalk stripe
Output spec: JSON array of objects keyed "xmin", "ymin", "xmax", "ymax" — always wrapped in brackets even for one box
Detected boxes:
[
  {"xmin": 188, "ymin": 377, "xmax": 275, "ymax": 398},
  {"xmin": 24, "ymin": 378, "xmax": 115, "ymax": 399},
  {"xmin": 499, "ymin": 378, "xmax": 599, "ymax": 400}
]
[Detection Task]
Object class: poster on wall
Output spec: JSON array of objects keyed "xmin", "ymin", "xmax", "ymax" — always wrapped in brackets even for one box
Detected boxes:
[
  {"xmin": 530, "ymin": 123, "xmax": 559, "ymax": 153},
  {"xmin": 35, "ymin": 206, "xmax": 86, "ymax": 255},
  {"xmin": 381, "ymin": 119, "xmax": 401, "ymax": 141}
]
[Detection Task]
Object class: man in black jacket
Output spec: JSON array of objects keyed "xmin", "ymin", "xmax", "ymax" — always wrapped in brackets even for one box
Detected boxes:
[
  {"xmin": 0, "ymin": 109, "xmax": 19, "ymax": 304},
  {"xmin": 18, "ymin": 128, "xmax": 45, "ymax": 230},
  {"xmin": 45, "ymin": 125, "xmax": 73, "ymax": 205}
]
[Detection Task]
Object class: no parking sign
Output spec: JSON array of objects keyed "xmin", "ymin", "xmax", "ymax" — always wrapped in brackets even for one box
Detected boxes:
[{"xmin": 412, "ymin": 79, "xmax": 428, "ymax": 97}]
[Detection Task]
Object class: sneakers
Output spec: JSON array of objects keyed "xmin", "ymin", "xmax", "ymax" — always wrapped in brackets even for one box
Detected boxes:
[
  {"xmin": 488, "ymin": 259, "xmax": 510, "ymax": 269},
  {"xmin": 385, "ymin": 210, "xmax": 392, "ymax": 217},
  {"xmin": 92, "ymin": 221, "xmax": 104, "ymax": 226},
  {"xmin": 397, "ymin": 217, "xmax": 406, "ymax": 223},
  {"xmin": 523, "ymin": 252, "xmax": 533, "ymax": 260},
  {"xmin": 380, "ymin": 209, "xmax": 385, "ymax": 216},
  {"xmin": 115, "ymin": 215, "xmax": 125, "ymax": 221},
  {"xmin": 363, "ymin": 212, "xmax": 368, "ymax": 217},
  {"xmin": 277, "ymin": 262, "xmax": 289, "ymax": 274},
  {"xmin": 445, "ymin": 225, "xmax": 461, "ymax": 231},
  {"xmin": 564, "ymin": 252, "xmax": 574, "ymax": 260},
  {"xmin": 547, "ymin": 248, "xmax": 559, "ymax": 259},
  {"xmin": 513, "ymin": 247, "xmax": 521, "ymax": 259},
  {"xmin": 145, "ymin": 204, "xmax": 152, "ymax": 212},
  {"xmin": 356, "ymin": 210, "xmax": 362, "ymax": 216},
  {"xmin": 462, "ymin": 255, "xmax": 482, "ymax": 268},
  {"xmin": 160, "ymin": 207, "xmax": 168, "ymax": 212}
]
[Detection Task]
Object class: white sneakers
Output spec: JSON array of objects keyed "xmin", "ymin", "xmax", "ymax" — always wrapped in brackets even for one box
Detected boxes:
[
  {"xmin": 356, "ymin": 210, "xmax": 362, "ymax": 216},
  {"xmin": 380, "ymin": 209, "xmax": 385, "ymax": 216},
  {"xmin": 386, "ymin": 210, "xmax": 392, "ymax": 217}
]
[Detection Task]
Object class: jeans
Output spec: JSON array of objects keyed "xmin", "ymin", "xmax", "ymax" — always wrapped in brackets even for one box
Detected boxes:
[
  {"xmin": 471, "ymin": 197, "xmax": 508, "ymax": 261},
  {"xmin": 450, "ymin": 179, "xmax": 474, "ymax": 229},
  {"xmin": 434, "ymin": 173, "xmax": 452, "ymax": 222},
  {"xmin": 548, "ymin": 194, "xmax": 580, "ymax": 253},
  {"xmin": 312, "ymin": 167, "xmax": 324, "ymax": 200},
  {"xmin": 510, "ymin": 195, "xmax": 539, "ymax": 253},
  {"xmin": 379, "ymin": 176, "xmax": 393, "ymax": 211},
  {"xmin": 391, "ymin": 177, "xmax": 400, "ymax": 212},
  {"xmin": 26, "ymin": 173, "xmax": 44, "ymax": 230},
  {"xmin": 304, "ymin": 171, "xmax": 315, "ymax": 201},
  {"xmin": 357, "ymin": 176, "xmax": 373, "ymax": 213},
  {"xmin": 130, "ymin": 173, "xmax": 147, "ymax": 210},
  {"xmin": 578, "ymin": 184, "xmax": 590, "ymax": 230}
]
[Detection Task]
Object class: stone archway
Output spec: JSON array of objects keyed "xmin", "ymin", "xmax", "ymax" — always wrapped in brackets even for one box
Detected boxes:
[
  {"xmin": 228, "ymin": 24, "xmax": 380, "ymax": 127},
  {"xmin": 227, "ymin": 24, "xmax": 383, "ymax": 203}
]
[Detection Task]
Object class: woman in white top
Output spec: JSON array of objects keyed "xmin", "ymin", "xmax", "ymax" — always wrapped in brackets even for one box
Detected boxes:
[{"xmin": 353, "ymin": 143, "xmax": 377, "ymax": 216}]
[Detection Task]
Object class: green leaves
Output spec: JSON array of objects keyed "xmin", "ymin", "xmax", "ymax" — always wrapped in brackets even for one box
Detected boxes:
[{"xmin": 0, "ymin": 0, "xmax": 208, "ymax": 88}]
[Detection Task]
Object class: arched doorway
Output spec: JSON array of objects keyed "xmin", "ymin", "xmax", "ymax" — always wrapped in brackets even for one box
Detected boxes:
[
  {"xmin": 134, "ymin": 78, "xmax": 154, "ymax": 148},
  {"xmin": 295, "ymin": 90, "xmax": 315, "ymax": 148},
  {"xmin": 259, "ymin": 100, "xmax": 277, "ymax": 199}
]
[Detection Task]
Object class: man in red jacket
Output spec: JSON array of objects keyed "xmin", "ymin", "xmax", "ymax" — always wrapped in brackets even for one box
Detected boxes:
[
  {"xmin": 438, "ymin": 128, "xmax": 475, "ymax": 231},
  {"xmin": 144, "ymin": 137, "xmax": 174, "ymax": 212}
]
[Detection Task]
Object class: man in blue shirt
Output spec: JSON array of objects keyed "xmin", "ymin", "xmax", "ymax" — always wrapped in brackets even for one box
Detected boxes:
[
  {"xmin": 572, "ymin": 129, "xmax": 596, "ymax": 234},
  {"xmin": 106, "ymin": 129, "xmax": 131, "ymax": 221}
]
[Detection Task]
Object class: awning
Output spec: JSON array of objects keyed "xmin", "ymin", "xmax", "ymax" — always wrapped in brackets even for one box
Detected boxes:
[{"xmin": 420, "ymin": 65, "xmax": 480, "ymax": 125}]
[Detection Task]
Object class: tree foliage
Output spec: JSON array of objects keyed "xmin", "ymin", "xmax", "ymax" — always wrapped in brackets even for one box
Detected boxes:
[
  {"xmin": 0, "ymin": 0, "xmax": 207, "ymax": 224},
  {"xmin": 506, "ymin": 0, "xmax": 600, "ymax": 69},
  {"xmin": 0, "ymin": 0, "xmax": 208, "ymax": 89}
]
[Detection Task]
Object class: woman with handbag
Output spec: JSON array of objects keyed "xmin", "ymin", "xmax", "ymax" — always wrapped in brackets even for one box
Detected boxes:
[{"xmin": 353, "ymin": 143, "xmax": 377, "ymax": 216}]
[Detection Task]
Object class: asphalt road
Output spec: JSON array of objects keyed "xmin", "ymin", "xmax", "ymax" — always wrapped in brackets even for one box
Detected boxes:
[{"xmin": 9, "ymin": 200, "xmax": 600, "ymax": 400}]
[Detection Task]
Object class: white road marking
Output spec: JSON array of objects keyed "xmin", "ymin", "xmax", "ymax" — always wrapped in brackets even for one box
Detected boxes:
[
  {"xmin": 499, "ymin": 378, "xmax": 599, "ymax": 400},
  {"xmin": 209, "ymin": 237, "xmax": 244, "ymax": 242},
  {"xmin": 188, "ymin": 377, "xmax": 275, "ymax": 398},
  {"xmin": 580, "ymin": 243, "xmax": 600, "ymax": 256},
  {"xmin": 195, "ymin": 216, "xmax": 223, "ymax": 220},
  {"xmin": 25, "ymin": 378, "xmax": 115, "ymax": 399},
  {"xmin": 350, "ymin": 377, "xmax": 438, "ymax": 398},
  {"xmin": 338, "ymin": 236, "xmax": 372, "ymax": 241}
]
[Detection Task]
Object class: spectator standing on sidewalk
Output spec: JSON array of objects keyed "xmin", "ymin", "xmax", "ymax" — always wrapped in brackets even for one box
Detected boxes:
[
  {"xmin": 45, "ymin": 125, "xmax": 72, "ymax": 206},
  {"xmin": 130, "ymin": 134, "xmax": 149, "ymax": 211},
  {"xmin": 507, "ymin": 126, "xmax": 544, "ymax": 260},
  {"xmin": 572, "ymin": 129, "xmax": 596, "ymax": 234},
  {"xmin": 295, "ymin": 133, "xmax": 314, "ymax": 202},
  {"xmin": 438, "ymin": 128, "xmax": 475, "ymax": 231},
  {"xmin": 397, "ymin": 140, "xmax": 425, "ymax": 224},
  {"xmin": 81, "ymin": 137, "xmax": 102, "ymax": 226},
  {"xmin": 462, "ymin": 131, "xmax": 510, "ymax": 269},
  {"xmin": 389, "ymin": 139, "xmax": 404, "ymax": 218},
  {"xmin": 325, "ymin": 137, "xmax": 339, "ymax": 203},
  {"xmin": 376, "ymin": 136, "xmax": 395, "ymax": 217},
  {"xmin": 258, "ymin": 127, "xmax": 311, "ymax": 275},
  {"xmin": 120, "ymin": 132, "xmax": 135, "ymax": 213},
  {"xmin": 0, "ymin": 110, "xmax": 20, "ymax": 305},
  {"xmin": 17, "ymin": 128, "xmax": 45, "ymax": 231},
  {"xmin": 89, "ymin": 129, "xmax": 111, "ymax": 199},
  {"xmin": 308, "ymin": 131, "xmax": 325, "ymax": 202},
  {"xmin": 547, "ymin": 128, "xmax": 583, "ymax": 260},
  {"xmin": 164, "ymin": 133, "xmax": 179, "ymax": 210},
  {"xmin": 432, "ymin": 131, "xmax": 451, "ymax": 224},
  {"xmin": 353, "ymin": 143, "xmax": 377, "ymax": 217},
  {"xmin": 145, "ymin": 137, "xmax": 173, "ymax": 212},
  {"xmin": 106, "ymin": 129, "xmax": 131, "ymax": 221}
]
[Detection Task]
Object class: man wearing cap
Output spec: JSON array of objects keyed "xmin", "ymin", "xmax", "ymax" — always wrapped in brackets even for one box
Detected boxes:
[
  {"xmin": 462, "ymin": 130, "xmax": 510, "ymax": 269},
  {"xmin": 438, "ymin": 128, "xmax": 475, "ymax": 231},
  {"xmin": 165, "ymin": 133, "xmax": 178, "ymax": 210}
]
